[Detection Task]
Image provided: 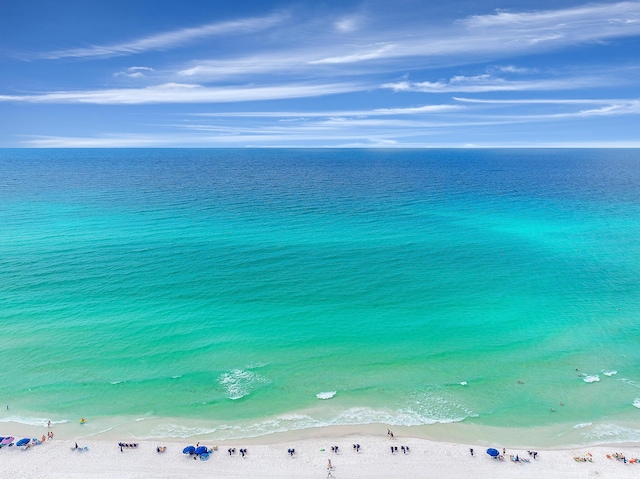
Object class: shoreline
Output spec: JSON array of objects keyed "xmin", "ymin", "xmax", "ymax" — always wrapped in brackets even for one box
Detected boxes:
[
  {"xmin": 2, "ymin": 433, "xmax": 640, "ymax": 478},
  {"xmin": 3, "ymin": 413, "xmax": 640, "ymax": 447}
]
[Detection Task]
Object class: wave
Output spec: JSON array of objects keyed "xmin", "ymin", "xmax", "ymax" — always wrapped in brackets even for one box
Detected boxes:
[
  {"xmin": 141, "ymin": 402, "xmax": 478, "ymax": 441},
  {"xmin": 634, "ymin": 399, "xmax": 640, "ymax": 409},
  {"xmin": 581, "ymin": 424, "xmax": 640, "ymax": 444},
  {"xmin": 135, "ymin": 416, "xmax": 158, "ymax": 422},
  {"xmin": 110, "ymin": 380, "xmax": 126, "ymax": 385},
  {"xmin": 459, "ymin": 381, "xmax": 468, "ymax": 386},
  {"xmin": 582, "ymin": 375, "xmax": 600, "ymax": 383},
  {"xmin": 602, "ymin": 370, "xmax": 617, "ymax": 377},
  {"xmin": 0, "ymin": 415, "xmax": 69, "ymax": 427},
  {"xmin": 218, "ymin": 368, "xmax": 269, "ymax": 400},
  {"xmin": 146, "ymin": 423, "xmax": 220, "ymax": 439},
  {"xmin": 572, "ymin": 422, "xmax": 593, "ymax": 429},
  {"xmin": 316, "ymin": 391, "xmax": 337, "ymax": 400}
]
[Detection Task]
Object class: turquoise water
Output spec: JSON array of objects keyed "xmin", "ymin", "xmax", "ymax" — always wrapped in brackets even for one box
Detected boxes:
[{"xmin": 1, "ymin": 149, "xmax": 639, "ymax": 442}]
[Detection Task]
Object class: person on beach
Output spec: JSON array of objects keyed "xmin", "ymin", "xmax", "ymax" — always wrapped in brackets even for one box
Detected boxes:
[
  {"xmin": 328, "ymin": 459, "xmax": 332, "ymax": 469},
  {"xmin": 470, "ymin": 448, "xmax": 474, "ymax": 456},
  {"xmin": 48, "ymin": 420, "xmax": 51, "ymax": 428}
]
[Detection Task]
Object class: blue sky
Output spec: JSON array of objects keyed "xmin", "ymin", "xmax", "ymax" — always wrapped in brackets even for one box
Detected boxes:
[{"xmin": 1, "ymin": 0, "xmax": 639, "ymax": 147}]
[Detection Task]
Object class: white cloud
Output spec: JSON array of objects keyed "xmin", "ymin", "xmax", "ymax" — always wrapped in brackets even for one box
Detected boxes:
[
  {"xmin": 0, "ymin": 82, "xmax": 363, "ymax": 104},
  {"xmin": 114, "ymin": 72, "xmax": 145, "ymax": 78},
  {"xmin": 453, "ymin": 97, "xmax": 635, "ymax": 105},
  {"xmin": 334, "ymin": 16, "xmax": 361, "ymax": 33},
  {"xmin": 191, "ymin": 104, "xmax": 462, "ymax": 118},
  {"xmin": 491, "ymin": 65, "xmax": 535, "ymax": 74},
  {"xmin": 452, "ymin": 97, "xmax": 640, "ymax": 117},
  {"xmin": 42, "ymin": 12, "xmax": 287, "ymax": 59},
  {"xmin": 167, "ymin": 2, "xmax": 640, "ymax": 82},
  {"xmin": 382, "ymin": 74, "xmax": 601, "ymax": 93},
  {"xmin": 308, "ymin": 43, "xmax": 395, "ymax": 64}
]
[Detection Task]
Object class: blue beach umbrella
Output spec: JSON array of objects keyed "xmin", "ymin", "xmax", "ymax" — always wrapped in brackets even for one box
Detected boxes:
[
  {"xmin": 194, "ymin": 446, "xmax": 208, "ymax": 455},
  {"xmin": 16, "ymin": 438, "xmax": 30, "ymax": 447},
  {"xmin": 183, "ymin": 445, "xmax": 195, "ymax": 455},
  {"xmin": 200, "ymin": 452, "xmax": 210, "ymax": 460},
  {"xmin": 486, "ymin": 448, "xmax": 499, "ymax": 457}
]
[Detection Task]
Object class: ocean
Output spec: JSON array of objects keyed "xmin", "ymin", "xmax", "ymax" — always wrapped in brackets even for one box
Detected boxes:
[{"xmin": 1, "ymin": 148, "xmax": 639, "ymax": 444}]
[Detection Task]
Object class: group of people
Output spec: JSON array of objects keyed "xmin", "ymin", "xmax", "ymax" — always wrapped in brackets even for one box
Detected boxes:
[
  {"xmin": 390, "ymin": 445, "xmax": 410, "ymax": 454},
  {"xmin": 227, "ymin": 447, "xmax": 247, "ymax": 457}
]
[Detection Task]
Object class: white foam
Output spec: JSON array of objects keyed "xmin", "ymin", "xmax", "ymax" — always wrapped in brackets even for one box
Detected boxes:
[
  {"xmin": 171, "ymin": 375, "xmax": 182, "ymax": 379},
  {"xmin": 148, "ymin": 423, "xmax": 220, "ymax": 439},
  {"xmin": 460, "ymin": 381, "xmax": 468, "ymax": 386},
  {"xmin": 633, "ymin": 398, "xmax": 640, "ymax": 409},
  {"xmin": 0, "ymin": 416, "xmax": 69, "ymax": 427},
  {"xmin": 619, "ymin": 378, "xmax": 640, "ymax": 389},
  {"xmin": 135, "ymin": 416, "xmax": 157, "ymax": 422},
  {"xmin": 218, "ymin": 368, "xmax": 269, "ymax": 400},
  {"xmin": 110, "ymin": 380, "xmax": 125, "ymax": 385},
  {"xmin": 141, "ymin": 401, "xmax": 478, "ymax": 441},
  {"xmin": 603, "ymin": 370, "xmax": 617, "ymax": 377},
  {"xmin": 582, "ymin": 424, "xmax": 640, "ymax": 444},
  {"xmin": 316, "ymin": 391, "xmax": 336, "ymax": 400},
  {"xmin": 582, "ymin": 375, "xmax": 600, "ymax": 383},
  {"xmin": 573, "ymin": 422, "xmax": 593, "ymax": 429}
]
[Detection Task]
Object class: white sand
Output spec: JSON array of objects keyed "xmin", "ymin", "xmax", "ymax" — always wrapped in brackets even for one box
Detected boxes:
[{"xmin": 2, "ymin": 433, "xmax": 639, "ymax": 478}]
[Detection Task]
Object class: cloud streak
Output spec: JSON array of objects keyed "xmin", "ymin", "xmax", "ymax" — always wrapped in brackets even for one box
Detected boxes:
[
  {"xmin": 382, "ymin": 74, "xmax": 602, "ymax": 93},
  {"xmin": 0, "ymin": 82, "xmax": 363, "ymax": 104},
  {"xmin": 170, "ymin": 2, "xmax": 640, "ymax": 82},
  {"xmin": 42, "ymin": 12, "xmax": 287, "ymax": 59},
  {"xmin": 192, "ymin": 104, "xmax": 463, "ymax": 118}
]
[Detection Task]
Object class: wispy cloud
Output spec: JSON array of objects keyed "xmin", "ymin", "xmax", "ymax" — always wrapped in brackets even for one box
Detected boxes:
[
  {"xmin": 452, "ymin": 97, "xmax": 640, "ymax": 116},
  {"xmin": 114, "ymin": 66, "xmax": 155, "ymax": 78},
  {"xmin": 318, "ymin": 2, "xmax": 640, "ymax": 64},
  {"xmin": 0, "ymin": 82, "xmax": 363, "ymax": 104},
  {"xmin": 171, "ymin": 2, "xmax": 640, "ymax": 82},
  {"xmin": 192, "ymin": 104, "xmax": 462, "ymax": 118},
  {"xmin": 382, "ymin": 74, "xmax": 600, "ymax": 93},
  {"xmin": 454, "ymin": 97, "xmax": 637, "ymax": 105},
  {"xmin": 41, "ymin": 12, "xmax": 287, "ymax": 59}
]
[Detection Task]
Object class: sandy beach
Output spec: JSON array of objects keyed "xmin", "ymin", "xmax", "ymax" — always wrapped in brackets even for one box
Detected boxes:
[{"xmin": 2, "ymin": 429, "xmax": 639, "ymax": 478}]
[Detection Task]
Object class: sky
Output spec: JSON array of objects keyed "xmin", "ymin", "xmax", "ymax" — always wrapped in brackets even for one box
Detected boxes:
[{"xmin": 1, "ymin": 0, "xmax": 639, "ymax": 148}]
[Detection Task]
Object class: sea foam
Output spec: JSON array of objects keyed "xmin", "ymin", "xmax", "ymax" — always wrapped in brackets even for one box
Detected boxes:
[
  {"xmin": 603, "ymin": 370, "xmax": 617, "ymax": 377},
  {"xmin": 316, "ymin": 391, "xmax": 337, "ymax": 400},
  {"xmin": 0, "ymin": 416, "xmax": 69, "ymax": 427},
  {"xmin": 582, "ymin": 375, "xmax": 600, "ymax": 383},
  {"xmin": 218, "ymin": 368, "xmax": 269, "ymax": 400},
  {"xmin": 633, "ymin": 399, "xmax": 640, "ymax": 409}
]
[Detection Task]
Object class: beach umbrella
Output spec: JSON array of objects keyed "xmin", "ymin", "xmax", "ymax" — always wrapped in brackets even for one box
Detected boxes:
[
  {"xmin": 486, "ymin": 448, "xmax": 499, "ymax": 457},
  {"xmin": 194, "ymin": 446, "xmax": 208, "ymax": 455},
  {"xmin": 183, "ymin": 445, "xmax": 195, "ymax": 455},
  {"xmin": 16, "ymin": 438, "xmax": 30, "ymax": 447},
  {"xmin": 1, "ymin": 436, "xmax": 14, "ymax": 445}
]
